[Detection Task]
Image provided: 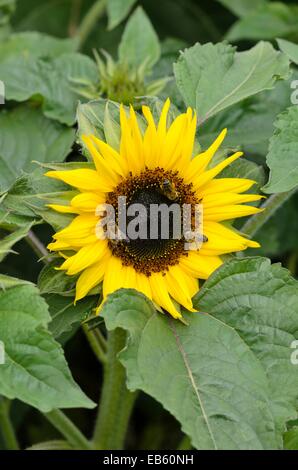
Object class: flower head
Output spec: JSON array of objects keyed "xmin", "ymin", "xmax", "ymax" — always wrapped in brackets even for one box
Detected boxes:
[{"xmin": 46, "ymin": 99, "xmax": 262, "ymax": 319}]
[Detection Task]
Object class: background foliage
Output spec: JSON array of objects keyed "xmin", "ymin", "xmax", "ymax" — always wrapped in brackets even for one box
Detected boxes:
[{"xmin": 0, "ymin": 0, "xmax": 298, "ymax": 451}]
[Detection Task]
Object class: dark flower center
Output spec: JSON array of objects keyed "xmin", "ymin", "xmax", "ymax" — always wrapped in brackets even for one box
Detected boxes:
[{"xmin": 105, "ymin": 168, "xmax": 199, "ymax": 276}]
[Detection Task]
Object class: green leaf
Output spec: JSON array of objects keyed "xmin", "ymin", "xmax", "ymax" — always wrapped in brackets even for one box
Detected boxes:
[
  {"xmin": 118, "ymin": 6, "xmax": 160, "ymax": 70},
  {"xmin": 194, "ymin": 257, "xmax": 298, "ymax": 436},
  {"xmin": 77, "ymin": 99, "xmax": 119, "ymax": 148},
  {"xmin": 27, "ymin": 440, "xmax": 73, "ymax": 450},
  {"xmin": 0, "ymin": 166, "xmax": 81, "ymax": 229},
  {"xmin": 0, "ymin": 31, "xmax": 77, "ymax": 60},
  {"xmin": 102, "ymin": 289, "xmax": 280, "ymax": 450},
  {"xmin": 0, "ymin": 275, "xmax": 95, "ymax": 411},
  {"xmin": 77, "ymin": 99, "xmax": 145, "ymax": 155},
  {"xmin": 263, "ymin": 106, "xmax": 298, "ymax": 193},
  {"xmin": 246, "ymin": 192, "xmax": 298, "ymax": 257},
  {"xmin": 226, "ymin": 3, "xmax": 298, "ymax": 41},
  {"xmin": 0, "ymin": 222, "xmax": 33, "ymax": 262},
  {"xmin": 107, "ymin": 0, "xmax": 137, "ymax": 30},
  {"xmin": 277, "ymin": 38, "xmax": 298, "ymax": 65},
  {"xmin": 174, "ymin": 41, "xmax": 290, "ymax": 124},
  {"xmin": 38, "ymin": 259, "xmax": 76, "ymax": 296},
  {"xmin": 0, "ymin": 32, "xmax": 98, "ymax": 125},
  {"xmin": 46, "ymin": 294, "xmax": 97, "ymax": 341},
  {"xmin": 199, "ymin": 75, "xmax": 294, "ymax": 157},
  {"xmin": 284, "ymin": 427, "xmax": 298, "ymax": 450},
  {"xmin": 216, "ymin": 0, "xmax": 266, "ymax": 17},
  {"xmin": 0, "ymin": 105, "xmax": 75, "ymax": 192}
]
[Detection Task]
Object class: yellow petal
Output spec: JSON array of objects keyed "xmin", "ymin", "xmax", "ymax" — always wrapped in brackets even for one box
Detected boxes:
[
  {"xmin": 202, "ymin": 193, "xmax": 264, "ymax": 209},
  {"xmin": 71, "ymin": 192, "xmax": 105, "ymax": 212},
  {"xmin": 192, "ymin": 152, "xmax": 243, "ymax": 191},
  {"xmin": 165, "ymin": 265, "xmax": 197, "ymax": 311},
  {"xmin": 82, "ymin": 135, "xmax": 120, "ymax": 186},
  {"xmin": 183, "ymin": 128, "xmax": 227, "ymax": 182},
  {"xmin": 203, "ymin": 221, "xmax": 260, "ymax": 249},
  {"xmin": 53, "ymin": 214, "xmax": 98, "ymax": 242},
  {"xmin": 201, "ymin": 178, "xmax": 256, "ymax": 196},
  {"xmin": 179, "ymin": 252, "xmax": 222, "ymax": 279},
  {"xmin": 48, "ymin": 240, "xmax": 72, "ymax": 251},
  {"xmin": 142, "ymin": 105, "xmax": 159, "ymax": 168},
  {"xmin": 120, "ymin": 105, "xmax": 143, "ymax": 174},
  {"xmin": 198, "ymin": 221, "xmax": 260, "ymax": 255},
  {"xmin": 88, "ymin": 134, "xmax": 127, "ymax": 177},
  {"xmin": 75, "ymin": 253, "xmax": 110, "ymax": 302},
  {"xmin": 135, "ymin": 273, "xmax": 152, "ymax": 300},
  {"xmin": 47, "ymin": 204, "xmax": 79, "ymax": 214},
  {"xmin": 46, "ymin": 169, "xmax": 113, "ymax": 192},
  {"xmin": 162, "ymin": 117, "xmax": 188, "ymax": 170},
  {"xmin": 157, "ymin": 98, "xmax": 170, "ymax": 141},
  {"xmin": 103, "ymin": 256, "xmax": 124, "ymax": 298},
  {"xmin": 59, "ymin": 240, "xmax": 108, "ymax": 275},
  {"xmin": 203, "ymin": 204, "xmax": 263, "ymax": 222},
  {"xmin": 129, "ymin": 105, "xmax": 145, "ymax": 168},
  {"xmin": 149, "ymin": 273, "xmax": 182, "ymax": 319}
]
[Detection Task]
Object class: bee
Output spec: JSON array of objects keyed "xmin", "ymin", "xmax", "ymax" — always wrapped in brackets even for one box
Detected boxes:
[
  {"xmin": 159, "ymin": 179, "xmax": 179, "ymax": 201},
  {"xmin": 106, "ymin": 223, "xmax": 130, "ymax": 245},
  {"xmin": 184, "ymin": 231, "xmax": 208, "ymax": 245}
]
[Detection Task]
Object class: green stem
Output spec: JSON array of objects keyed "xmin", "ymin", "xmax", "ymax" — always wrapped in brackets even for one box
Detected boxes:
[
  {"xmin": 0, "ymin": 399, "xmax": 19, "ymax": 450},
  {"xmin": 241, "ymin": 188, "xmax": 297, "ymax": 238},
  {"xmin": 44, "ymin": 409, "xmax": 92, "ymax": 450},
  {"xmin": 26, "ymin": 230, "xmax": 51, "ymax": 264},
  {"xmin": 69, "ymin": 0, "xmax": 83, "ymax": 36},
  {"xmin": 77, "ymin": 0, "xmax": 107, "ymax": 48},
  {"xmin": 92, "ymin": 329, "xmax": 137, "ymax": 450},
  {"xmin": 83, "ymin": 323, "xmax": 107, "ymax": 365}
]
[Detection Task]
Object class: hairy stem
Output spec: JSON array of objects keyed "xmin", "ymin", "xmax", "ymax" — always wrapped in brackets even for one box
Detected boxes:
[
  {"xmin": 241, "ymin": 188, "xmax": 297, "ymax": 239},
  {"xmin": 77, "ymin": 0, "xmax": 107, "ymax": 48},
  {"xmin": 92, "ymin": 329, "xmax": 137, "ymax": 450},
  {"xmin": 0, "ymin": 399, "xmax": 19, "ymax": 450},
  {"xmin": 44, "ymin": 409, "xmax": 92, "ymax": 450},
  {"xmin": 26, "ymin": 230, "xmax": 51, "ymax": 264},
  {"xmin": 83, "ymin": 323, "xmax": 107, "ymax": 365}
]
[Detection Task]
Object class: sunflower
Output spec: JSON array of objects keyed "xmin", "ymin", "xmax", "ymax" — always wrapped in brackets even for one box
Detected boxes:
[{"xmin": 46, "ymin": 99, "xmax": 262, "ymax": 319}]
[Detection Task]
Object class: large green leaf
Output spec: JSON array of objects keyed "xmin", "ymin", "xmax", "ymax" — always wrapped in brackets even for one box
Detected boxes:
[
  {"xmin": 0, "ymin": 275, "xmax": 94, "ymax": 412},
  {"xmin": 263, "ymin": 106, "xmax": 298, "ymax": 193},
  {"xmin": 226, "ymin": 3, "xmax": 298, "ymax": 41},
  {"xmin": 107, "ymin": 0, "xmax": 137, "ymax": 30},
  {"xmin": 0, "ymin": 33, "xmax": 97, "ymax": 125},
  {"xmin": 194, "ymin": 257, "xmax": 298, "ymax": 435},
  {"xmin": 174, "ymin": 41, "xmax": 290, "ymax": 124},
  {"xmin": 199, "ymin": 74, "xmax": 294, "ymax": 157},
  {"xmin": 101, "ymin": 289, "xmax": 280, "ymax": 450},
  {"xmin": 118, "ymin": 6, "xmax": 160, "ymax": 70},
  {"xmin": 0, "ymin": 105, "xmax": 75, "ymax": 192}
]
